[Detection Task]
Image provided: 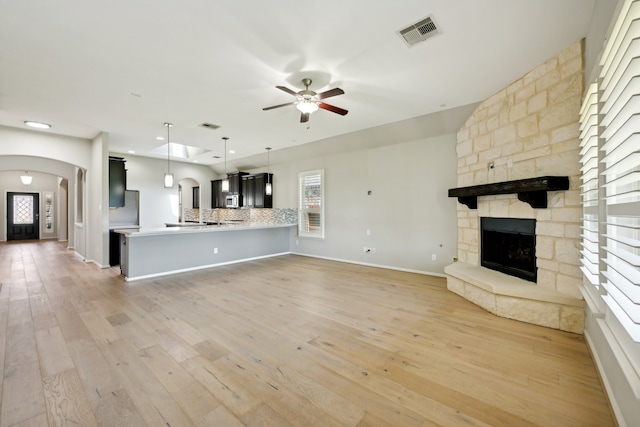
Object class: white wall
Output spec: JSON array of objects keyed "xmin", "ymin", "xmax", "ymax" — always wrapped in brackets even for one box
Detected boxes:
[
  {"xmin": 0, "ymin": 171, "xmax": 61, "ymax": 241},
  {"xmin": 0, "ymin": 125, "xmax": 92, "ymax": 169},
  {"xmin": 87, "ymin": 133, "xmax": 109, "ymax": 267},
  {"xmin": 244, "ymin": 133, "xmax": 459, "ymax": 276},
  {"xmin": 112, "ymin": 153, "xmax": 218, "ymax": 228},
  {"xmin": 0, "ymin": 129, "xmax": 92, "ymax": 250}
]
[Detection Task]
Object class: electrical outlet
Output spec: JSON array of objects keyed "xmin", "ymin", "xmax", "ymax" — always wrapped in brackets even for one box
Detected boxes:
[
  {"xmin": 431, "ymin": 254, "xmax": 437, "ymax": 261},
  {"xmin": 371, "ymin": 248, "xmax": 376, "ymax": 253},
  {"xmin": 214, "ymin": 247, "xmax": 218, "ymax": 254},
  {"xmin": 366, "ymin": 229, "xmax": 371, "ymax": 236}
]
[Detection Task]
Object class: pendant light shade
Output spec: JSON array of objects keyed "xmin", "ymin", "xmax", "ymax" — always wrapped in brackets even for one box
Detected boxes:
[
  {"xmin": 164, "ymin": 173, "xmax": 174, "ymax": 188},
  {"xmin": 222, "ymin": 137, "xmax": 229, "ymax": 193},
  {"xmin": 164, "ymin": 122, "xmax": 174, "ymax": 188},
  {"xmin": 21, "ymin": 171, "xmax": 33, "ymax": 185},
  {"xmin": 265, "ymin": 147, "xmax": 272, "ymax": 196}
]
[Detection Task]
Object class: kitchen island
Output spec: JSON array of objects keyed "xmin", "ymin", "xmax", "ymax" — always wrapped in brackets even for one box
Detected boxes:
[{"xmin": 115, "ymin": 222, "xmax": 296, "ymax": 281}]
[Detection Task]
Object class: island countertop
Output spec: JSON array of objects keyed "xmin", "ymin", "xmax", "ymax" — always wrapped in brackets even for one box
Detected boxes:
[
  {"xmin": 115, "ymin": 222, "xmax": 295, "ymax": 237},
  {"xmin": 116, "ymin": 222, "xmax": 296, "ymax": 281}
]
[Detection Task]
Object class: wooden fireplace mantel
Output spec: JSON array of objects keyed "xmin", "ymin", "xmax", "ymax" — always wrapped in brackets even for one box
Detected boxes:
[{"xmin": 448, "ymin": 176, "xmax": 570, "ymax": 209}]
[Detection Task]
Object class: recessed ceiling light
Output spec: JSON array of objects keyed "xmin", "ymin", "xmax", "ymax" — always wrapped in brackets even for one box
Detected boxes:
[
  {"xmin": 193, "ymin": 160, "xmax": 199, "ymax": 163},
  {"xmin": 24, "ymin": 120, "xmax": 51, "ymax": 129},
  {"xmin": 229, "ymin": 150, "xmax": 236, "ymax": 154},
  {"xmin": 156, "ymin": 136, "xmax": 165, "ymax": 141},
  {"xmin": 128, "ymin": 150, "xmax": 135, "ymax": 154}
]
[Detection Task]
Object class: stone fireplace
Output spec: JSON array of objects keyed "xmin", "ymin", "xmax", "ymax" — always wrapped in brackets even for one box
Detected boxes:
[{"xmin": 445, "ymin": 41, "xmax": 586, "ymax": 333}]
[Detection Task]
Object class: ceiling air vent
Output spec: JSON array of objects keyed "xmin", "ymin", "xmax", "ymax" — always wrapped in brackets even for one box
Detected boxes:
[
  {"xmin": 199, "ymin": 122, "xmax": 220, "ymax": 130},
  {"xmin": 398, "ymin": 16, "xmax": 439, "ymax": 47}
]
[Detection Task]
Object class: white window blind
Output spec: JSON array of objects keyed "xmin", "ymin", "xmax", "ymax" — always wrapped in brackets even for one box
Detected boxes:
[
  {"xmin": 580, "ymin": 82, "xmax": 601, "ymax": 287},
  {"xmin": 298, "ymin": 169, "xmax": 324, "ymax": 239},
  {"xmin": 596, "ymin": 0, "xmax": 640, "ymax": 341}
]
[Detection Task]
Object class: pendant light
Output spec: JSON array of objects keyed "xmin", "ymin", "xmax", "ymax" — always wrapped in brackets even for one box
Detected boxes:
[
  {"xmin": 265, "ymin": 147, "xmax": 272, "ymax": 196},
  {"xmin": 164, "ymin": 122, "xmax": 174, "ymax": 188},
  {"xmin": 221, "ymin": 137, "xmax": 229, "ymax": 192},
  {"xmin": 21, "ymin": 171, "xmax": 33, "ymax": 185}
]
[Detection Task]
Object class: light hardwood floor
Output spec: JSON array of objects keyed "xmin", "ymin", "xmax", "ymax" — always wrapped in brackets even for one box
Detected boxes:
[{"xmin": 0, "ymin": 241, "xmax": 615, "ymax": 426}]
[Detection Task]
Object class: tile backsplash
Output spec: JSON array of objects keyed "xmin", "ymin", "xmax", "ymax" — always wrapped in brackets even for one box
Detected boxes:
[{"xmin": 184, "ymin": 208, "xmax": 297, "ymax": 225}]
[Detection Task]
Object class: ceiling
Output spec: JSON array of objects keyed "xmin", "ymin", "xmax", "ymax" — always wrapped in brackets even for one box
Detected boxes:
[{"xmin": 0, "ymin": 0, "xmax": 595, "ymax": 171}]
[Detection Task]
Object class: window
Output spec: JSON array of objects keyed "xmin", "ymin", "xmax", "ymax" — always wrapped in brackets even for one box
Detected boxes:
[
  {"xmin": 298, "ymin": 169, "xmax": 324, "ymax": 239},
  {"xmin": 579, "ymin": 0, "xmax": 640, "ymax": 342},
  {"xmin": 579, "ymin": 83, "xmax": 600, "ymax": 288}
]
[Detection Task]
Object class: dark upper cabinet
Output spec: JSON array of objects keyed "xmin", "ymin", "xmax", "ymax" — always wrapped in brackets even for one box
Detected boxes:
[
  {"xmin": 211, "ymin": 180, "xmax": 224, "ymax": 208},
  {"xmin": 213, "ymin": 172, "xmax": 271, "ymax": 209},
  {"xmin": 109, "ymin": 157, "xmax": 126, "ymax": 207},
  {"xmin": 242, "ymin": 175, "xmax": 255, "ymax": 208},
  {"xmin": 253, "ymin": 173, "xmax": 273, "ymax": 208},
  {"xmin": 241, "ymin": 173, "xmax": 273, "ymax": 208},
  {"xmin": 227, "ymin": 172, "xmax": 248, "ymax": 195}
]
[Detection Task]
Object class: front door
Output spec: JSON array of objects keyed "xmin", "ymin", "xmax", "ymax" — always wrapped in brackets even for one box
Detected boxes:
[{"xmin": 7, "ymin": 192, "xmax": 40, "ymax": 240}]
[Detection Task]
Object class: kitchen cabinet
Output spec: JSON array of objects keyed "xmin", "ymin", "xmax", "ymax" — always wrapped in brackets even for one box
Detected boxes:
[
  {"xmin": 213, "ymin": 172, "xmax": 251, "ymax": 208},
  {"xmin": 242, "ymin": 173, "xmax": 273, "ymax": 208},
  {"xmin": 109, "ymin": 157, "xmax": 126, "ymax": 207},
  {"xmin": 109, "ymin": 230, "xmax": 120, "ymax": 265},
  {"xmin": 227, "ymin": 172, "xmax": 248, "ymax": 194},
  {"xmin": 253, "ymin": 173, "xmax": 273, "ymax": 208},
  {"xmin": 242, "ymin": 175, "xmax": 255, "ymax": 207},
  {"xmin": 211, "ymin": 180, "xmax": 224, "ymax": 208}
]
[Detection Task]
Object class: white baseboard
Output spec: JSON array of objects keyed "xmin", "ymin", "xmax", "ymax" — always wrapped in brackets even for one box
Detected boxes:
[
  {"xmin": 584, "ymin": 313, "xmax": 640, "ymax": 427},
  {"xmin": 289, "ymin": 251, "xmax": 447, "ymax": 278}
]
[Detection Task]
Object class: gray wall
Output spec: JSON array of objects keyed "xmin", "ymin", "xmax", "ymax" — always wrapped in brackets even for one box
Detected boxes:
[{"xmin": 245, "ymin": 133, "xmax": 459, "ymax": 276}]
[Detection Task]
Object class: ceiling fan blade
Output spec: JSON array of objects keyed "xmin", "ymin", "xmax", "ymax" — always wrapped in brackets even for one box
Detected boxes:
[
  {"xmin": 262, "ymin": 102, "xmax": 296, "ymax": 111},
  {"xmin": 319, "ymin": 102, "xmax": 348, "ymax": 116},
  {"xmin": 300, "ymin": 112, "xmax": 310, "ymax": 123},
  {"xmin": 318, "ymin": 87, "xmax": 344, "ymax": 100},
  {"xmin": 276, "ymin": 85, "xmax": 299, "ymax": 97}
]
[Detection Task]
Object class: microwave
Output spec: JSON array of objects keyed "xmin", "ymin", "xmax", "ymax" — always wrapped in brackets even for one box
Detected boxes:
[{"xmin": 225, "ymin": 194, "xmax": 239, "ymax": 208}]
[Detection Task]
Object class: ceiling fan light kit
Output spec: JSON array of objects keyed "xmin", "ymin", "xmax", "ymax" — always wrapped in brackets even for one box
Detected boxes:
[
  {"xmin": 296, "ymin": 99, "xmax": 319, "ymax": 114},
  {"xmin": 263, "ymin": 78, "xmax": 348, "ymax": 123}
]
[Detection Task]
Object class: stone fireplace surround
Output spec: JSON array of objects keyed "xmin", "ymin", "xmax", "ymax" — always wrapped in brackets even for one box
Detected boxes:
[{"xmin": 445, "ymin": 41, "xmax": 585, "ymax": 333}]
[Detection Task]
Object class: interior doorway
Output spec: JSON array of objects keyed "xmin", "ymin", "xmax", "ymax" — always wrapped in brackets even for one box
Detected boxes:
[{"xmin": 7, "ymin": 192, "xmax": 40, "ymax": 240}]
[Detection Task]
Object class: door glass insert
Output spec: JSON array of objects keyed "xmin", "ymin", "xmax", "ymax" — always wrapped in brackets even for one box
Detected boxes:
[{"xmin": 13, "ymin": 194, "xmax": 34, "ymax": 224}]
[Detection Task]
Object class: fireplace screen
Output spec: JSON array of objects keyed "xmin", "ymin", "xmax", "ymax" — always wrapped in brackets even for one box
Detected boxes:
[{"xmin": 481, "ymin": 217, "xmax": 537, "ymax": 282}]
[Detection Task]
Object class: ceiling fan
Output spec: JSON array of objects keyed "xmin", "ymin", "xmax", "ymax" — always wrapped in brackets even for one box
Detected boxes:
[{"xmin": 263, "ymin": 78, "xmax": 348, "ymax": 123}]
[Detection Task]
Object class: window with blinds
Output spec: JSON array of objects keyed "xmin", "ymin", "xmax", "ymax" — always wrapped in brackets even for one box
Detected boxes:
[
  {"xmin": 581, "ymin": 0, "xmax": 640, "ymax": 342},
  {"xmin": 579, "ymin": 82, "xmax": 601, "ymax": 287},
  {"xmin": 298, "ymin": 170, "xmax": 324, "ymax": 239}
]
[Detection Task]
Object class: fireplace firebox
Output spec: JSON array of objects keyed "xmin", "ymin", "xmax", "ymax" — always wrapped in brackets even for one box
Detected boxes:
[{"xmin": 481, "ymin": 217, "xmax": 537, "ymax": 282}]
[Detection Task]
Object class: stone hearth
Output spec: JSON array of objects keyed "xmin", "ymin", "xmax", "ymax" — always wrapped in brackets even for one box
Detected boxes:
[
  {"xmin": 446, "ymin": 263, "xmax": 584, "ymax": 332},
  {"xmin": 447, "ymin": 40, "xmax": 585, "ymax": 333}
]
